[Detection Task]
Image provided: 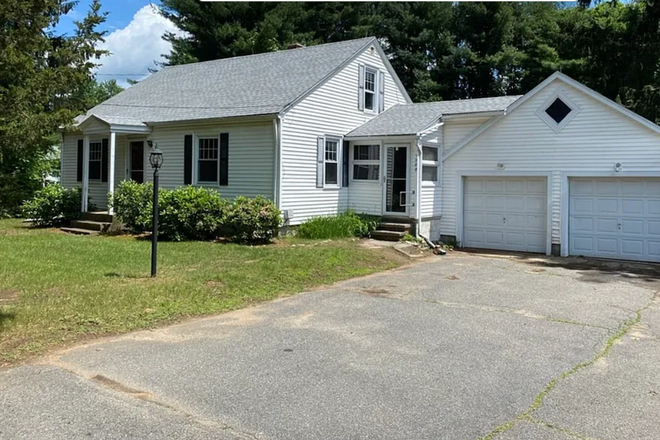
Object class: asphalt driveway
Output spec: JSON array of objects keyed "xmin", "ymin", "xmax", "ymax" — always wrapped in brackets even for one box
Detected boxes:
[{"xmin": 2, "ymin": 252, "xmax": 660, "ymax": 440}]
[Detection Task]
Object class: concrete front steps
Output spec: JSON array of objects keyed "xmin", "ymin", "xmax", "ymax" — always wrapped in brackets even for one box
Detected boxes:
[
  {"xmin": 61, "ymin": 212, "xmax": 113, "ymax": 235},
  {"xmin": 370, "ymin": 218, "xmax": 413, "ymax": 242}
]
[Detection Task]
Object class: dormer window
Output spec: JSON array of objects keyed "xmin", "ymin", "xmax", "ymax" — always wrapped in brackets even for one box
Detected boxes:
[
  {"xmin": 364, "ymin": 68, "xmax": 376, "ymax": 111},
  {"xmin": 535, "ymin": 89, "xmax": 580, "ymax": 133},
  {"xmin": 358, "ymin": 65, "xmax": 384, "ymax": 113}
]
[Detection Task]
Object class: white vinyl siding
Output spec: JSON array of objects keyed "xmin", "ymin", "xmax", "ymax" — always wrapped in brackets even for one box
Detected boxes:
[
  {"xmin": 280, "ymin": 45, "xmax": 408, "ymax": 224},
  {"xmin": 441, "ymin": 79, "xmax": 660, "ymax": 249},
  {"xmin": 61, "ymin": 133, "xmax": 127, "ymax": 210},
  {"xmin": 146, "ymin": 120, "xmax": 274, "ymax": 200}
]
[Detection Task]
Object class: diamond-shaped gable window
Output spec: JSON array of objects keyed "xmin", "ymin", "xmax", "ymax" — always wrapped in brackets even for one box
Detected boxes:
[{"xmin": 545, "ymin": 98, "xmax": 572, "ymax": 124}]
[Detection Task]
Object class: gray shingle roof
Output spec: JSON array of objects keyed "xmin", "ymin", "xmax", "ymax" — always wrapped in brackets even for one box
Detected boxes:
[
  {"xmin": 80, "ymin": 37, "xmax": 376, "ymax": 125},
  {"xmin": 346, "ymin": 96, "xmax": 522, "ymax": 137}
]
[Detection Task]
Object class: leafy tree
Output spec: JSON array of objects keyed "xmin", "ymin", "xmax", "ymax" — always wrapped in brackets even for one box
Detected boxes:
[{"xmin": 0, "ymin": 0, "xmax": 108, "ymax": 216}]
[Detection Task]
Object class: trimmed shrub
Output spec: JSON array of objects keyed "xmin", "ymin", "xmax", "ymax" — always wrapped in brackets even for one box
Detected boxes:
[
  {"xmin": 159, "ymin": 186, "xmax": 229, "ymax": 241},
  {"xmin": 110, "ymin": 180, "xmax": 153, "ymax": 233},
  {"xmin": 226, "ymin": 196, "xmax": 282, "ymax": 243},
  {"xmin": 297, "ymin": 211, "xmax": 381, "ymax": 239},
  {"xmin": 21, "ymin": 184, "xmax": 82, "ymax": 227}
]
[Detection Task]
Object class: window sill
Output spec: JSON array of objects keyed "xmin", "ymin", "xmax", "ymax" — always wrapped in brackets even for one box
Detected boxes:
[
  {"xmin": 422, "ymin": 181, "xmax": 440, "ymax": 188},
  {"xmin": 323, "ymin": 185, "xmax": 340, "ymax": 190},
  {"xmin": 350, "ymin": 179, "xmax": 380, "ymax": 184}
]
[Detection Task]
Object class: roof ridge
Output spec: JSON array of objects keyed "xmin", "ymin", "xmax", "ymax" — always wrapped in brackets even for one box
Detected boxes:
[
  {"xmin": 408, "ymin": 96, "xmax": 522, "ymax": 106},
  {"xmin": 162, "ymin": 36, "xmax": 377, "ymax": 71}
]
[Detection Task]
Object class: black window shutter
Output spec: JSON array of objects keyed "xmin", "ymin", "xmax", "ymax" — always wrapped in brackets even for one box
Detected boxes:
[
  {"xmin": 77, "ymin": 139, "xmax": 83, "ymax": 182},
  {"xmin": 184, "ymin": 134, "xmax": 193, "ymax": 184},
  {"xmin": 342, "ymin": 140, "xmax": 350, "ymax": 187},
  {"xmin": 219, "ymin": 133, "xmax": 229, "ymax": 186},
  {"xmin": 101, "ymin": 138, "xmax": 109, "ymax": 182}
]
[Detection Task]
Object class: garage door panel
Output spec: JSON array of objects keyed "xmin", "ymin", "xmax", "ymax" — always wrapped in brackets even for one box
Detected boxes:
[
  {"xmin": 649, "ymin": 242, "xmax": 660, "ymax": 256},
  {"xmin": 571, "ymin": 198, "xmax": 593, "ymax": 214},
  {"xmin": 646, "ymin": 182, "xmax": 660, "ymax": 196},
  {"xmin": 621, "ymin": 219, "xmax": 644, "ymax": 235},
  {"xmin": 506, "ymin": 214, "xmax": 525, "ymax": 228},
  {"xmin": 571, "ymin": 236, "xmax": 594, "ymax": 252},
  {"xmin": 596, "ymin": 181, "xmax": 619, "ymax": 196},
  {"xmin": 648, "ymin": 200, "xmax": 660, "ymax": 215},
  {"xmin": 622, "ymin": 199, "xmax": 644, "ymax": 214},
  {"xmin": 526, "ymin": 215, "xmax": 546, "ymax": 229},
  {"xmin": 485, "ymin": 180, "xmax": 504, "ymax": 193},
  {"xmin": 526, "ymin": 196, "xmax": 546, "ymax": 211},
  {"xmin": 505, "ymin": 196, "xmax": 525, "ymax": 211},
  {"xmin": 464, "ymin": 212, "xmax": 485, "ymax": 227},
  {"xmin": 569, "ymin": 178, "xmax": 660, "ymax": 263},
  {"xmin": 504, "ymin": 232, "xmax": 524, "ymax": 247},
  {"xmin": 596, "ymin": 238, "xmax": 618, "ymax": 253},
  {"xmin": 485, "ymin": 230, "xmax": 504, "ymax": 246},
  {"xmin": 621, "ymin": 181, "xmax": 645, "ymax": 195},
  {"xmin": 621, "ymin": 240, "xmax": 644, "ymax": 256},
  {"xmin": 464, "ymin": 177, "xmax": 547, "ymax": 253},
  {"xmin": 505, "ymin": 180, "xmax": 524, "ymax": 193},
  {"xmin": 526, "ymin": 180, "xmax": 546, "ymax": 194},
  {"xmin": 648, "ymin": 221, "xmax": 660, "ymax": 236},
  {"xmin": 465, "ymin": 195, "xmax": 485, "ymax": 209},
  {"xmin": 486, "ymin": 196, "xmax": 504, "ymax": 209},
  {"xmin": 595, "ymin": 199, "xmax": 618, "ymax": 214},
  {"xmin": 596, "ymin": 218, "xmax": 618, "ymax": 233},
  {"xmin": 485, "ymin": 213, "xmax": 504, "ymax": 227}
]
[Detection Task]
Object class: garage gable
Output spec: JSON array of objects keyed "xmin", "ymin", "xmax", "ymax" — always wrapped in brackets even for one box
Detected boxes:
[{"xmin": 443, "ymin": 72, "xmax": 660, "ymax": 161}]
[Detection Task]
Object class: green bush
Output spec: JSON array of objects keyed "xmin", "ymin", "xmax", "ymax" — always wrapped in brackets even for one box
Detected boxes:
[
  {"xmin": 159, "ymin": 186, "xmax": 229, "ymax": 241},
  {"xmin": 21, "ymin": 184, "xmax": 82, "ymax": 227},
  {"xmin": 297, "ymin": 211, "xmax": 381, "ymax": 239},
  {"xmin": 226, "ymin": 196, "xmax": 282, "ymax": 243},
  {"xmin": 110, "ymin": 180, "xmax": 153, "ymax": 233}
]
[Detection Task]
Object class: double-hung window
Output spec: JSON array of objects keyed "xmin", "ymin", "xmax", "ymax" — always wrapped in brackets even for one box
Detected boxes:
[
  {"xmin": 421, "ymin": 146, "xmax": 439, "ymax": 184},
  {"xmin": 89, "ymin": 141, "xmax": 102, "ymax": 180},
  {"xmin": 364, "ymin": 67, "xmax": 377, "ymax": 111},
  {"xmin": 324, "ymin": 138, "xmax": 339, "ymax": 186},
  {"xmin": 353, "ymin": 145, "xmax": 380, "ymax": 181},
  {"xmin": 198, "ymin": 137, "xmax": 219, "ymax": 183}
]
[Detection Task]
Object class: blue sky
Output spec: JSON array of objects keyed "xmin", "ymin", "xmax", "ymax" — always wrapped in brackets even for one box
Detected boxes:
[{"xmin": 55, "ymin": 0, "xmax": 180, "ymax": 86}]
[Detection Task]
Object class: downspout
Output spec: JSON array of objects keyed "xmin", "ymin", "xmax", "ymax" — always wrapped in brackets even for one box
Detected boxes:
[{"xmin": 272, "ymin": 115, "xmax": 281, "ymax": 208}]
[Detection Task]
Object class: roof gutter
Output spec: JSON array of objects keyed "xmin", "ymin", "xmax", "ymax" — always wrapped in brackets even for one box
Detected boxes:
[{"xmin": 441, "ymin": 110, "xmax": 506, "ymax": 120}]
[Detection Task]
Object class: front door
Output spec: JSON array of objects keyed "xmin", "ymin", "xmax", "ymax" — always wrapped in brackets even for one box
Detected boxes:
[
  {"xmin": 129, "ymin": 141, "xmax": 144, "ymax": 183},
  {"xmin": 383, "ymin": 144, "xmax": 409, "ymax": 215}
]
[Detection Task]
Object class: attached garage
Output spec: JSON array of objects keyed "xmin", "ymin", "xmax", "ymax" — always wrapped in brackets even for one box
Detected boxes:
[
  {"xmin": 569, "ymin": 178, "xmax": 660, "ymax": 263},
  {"xmin": 463, "ymin": 177, "xmax": 548, "ymax": 253}
]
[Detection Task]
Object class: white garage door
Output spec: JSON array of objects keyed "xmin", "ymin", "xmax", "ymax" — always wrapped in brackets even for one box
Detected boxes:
[
  {"xmin": 463, "ymin": 177, "xmax": 547, "ymax": 253},
  {"xmin": 569, "ymin": 178, "xmax": 660, "ymax": 263}
]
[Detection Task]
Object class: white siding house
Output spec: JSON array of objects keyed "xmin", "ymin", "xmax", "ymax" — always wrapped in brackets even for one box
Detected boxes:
[
  {"xmin": 279, "ymin": 43, "xmax": 409, "ymax": 224},
  {"xmin": 60, "ymin": 36, "xmax": 660, "ymax": 263}
]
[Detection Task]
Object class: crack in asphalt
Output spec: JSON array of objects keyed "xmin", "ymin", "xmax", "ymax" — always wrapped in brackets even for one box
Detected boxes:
[
  {"xmin": 475, "ymin": 292, "xmax": 658, "ymax": 440},
  {"xmin": 45, "ymin": 360, "xmax": 263, "ymax": 440},
  {"xmin": 527, "ymin": 417, "xmax": 601, "ymax": 440},
  {"xmin": 420, "ymin": 298, "xmax": 610, "ymax": 330}
]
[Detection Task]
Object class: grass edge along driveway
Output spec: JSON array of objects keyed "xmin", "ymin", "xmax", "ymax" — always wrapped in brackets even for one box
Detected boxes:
[{"xmin": 0, "ymin": 219, "xmax": 408, "ymax": 367}]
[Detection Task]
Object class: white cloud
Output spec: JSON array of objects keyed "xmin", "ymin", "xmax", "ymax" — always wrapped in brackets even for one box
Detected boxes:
[{"xmin": 96, "ymin": 5, "xmax": 184, "ymax": 86}]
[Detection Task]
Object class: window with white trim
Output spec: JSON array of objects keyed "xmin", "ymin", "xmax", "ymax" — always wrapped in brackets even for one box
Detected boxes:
[
  {"xmin": 89, "ymin": 141, "xmax": 102, "ymax": 180},
  {"xmin": 421, "ymin": 146, "xmax": 439, "ymax": 183},
  {"xmin": 352, "ymin": 145, "xmax": 380, "ymax": 181},
  {"xmin": 324, "ymin": 138, "xmax": 339, "ymax": 186},
  {"xmin": 364, "ymin": 67, "xmax": 377, "ymax": 111},
  {"xmin": 197, "ymin": 137, "xmax": 219, "ymax": 183}
]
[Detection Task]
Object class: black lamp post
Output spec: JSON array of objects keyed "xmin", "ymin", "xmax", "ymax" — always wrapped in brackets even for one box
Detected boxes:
[{"xmin": 148, "ymin": 142, "xmax": 163, "ymax": 277}]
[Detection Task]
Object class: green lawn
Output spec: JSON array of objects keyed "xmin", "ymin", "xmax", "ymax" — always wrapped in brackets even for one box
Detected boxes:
[{"xmin": 0, "ymin": 219, "xmax": 406, "ymax": 366}]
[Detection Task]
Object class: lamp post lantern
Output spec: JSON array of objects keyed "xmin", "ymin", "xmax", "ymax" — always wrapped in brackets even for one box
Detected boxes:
[{"xmin": 148, "ymin": 142, "xmax": 163, "ymax": 277}]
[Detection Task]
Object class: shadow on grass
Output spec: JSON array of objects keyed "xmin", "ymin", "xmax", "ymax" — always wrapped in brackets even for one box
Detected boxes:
[
  {"xmin": 104, "ymin": 272, "xmax": 152, "ymax": 279},
  {"xmin": 0, "ymin": 310, "xmax": 16, "ymax": 332},
  {"xmin": 457, "ymin": 248, "xmax": 660, "ymax": 284}
]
